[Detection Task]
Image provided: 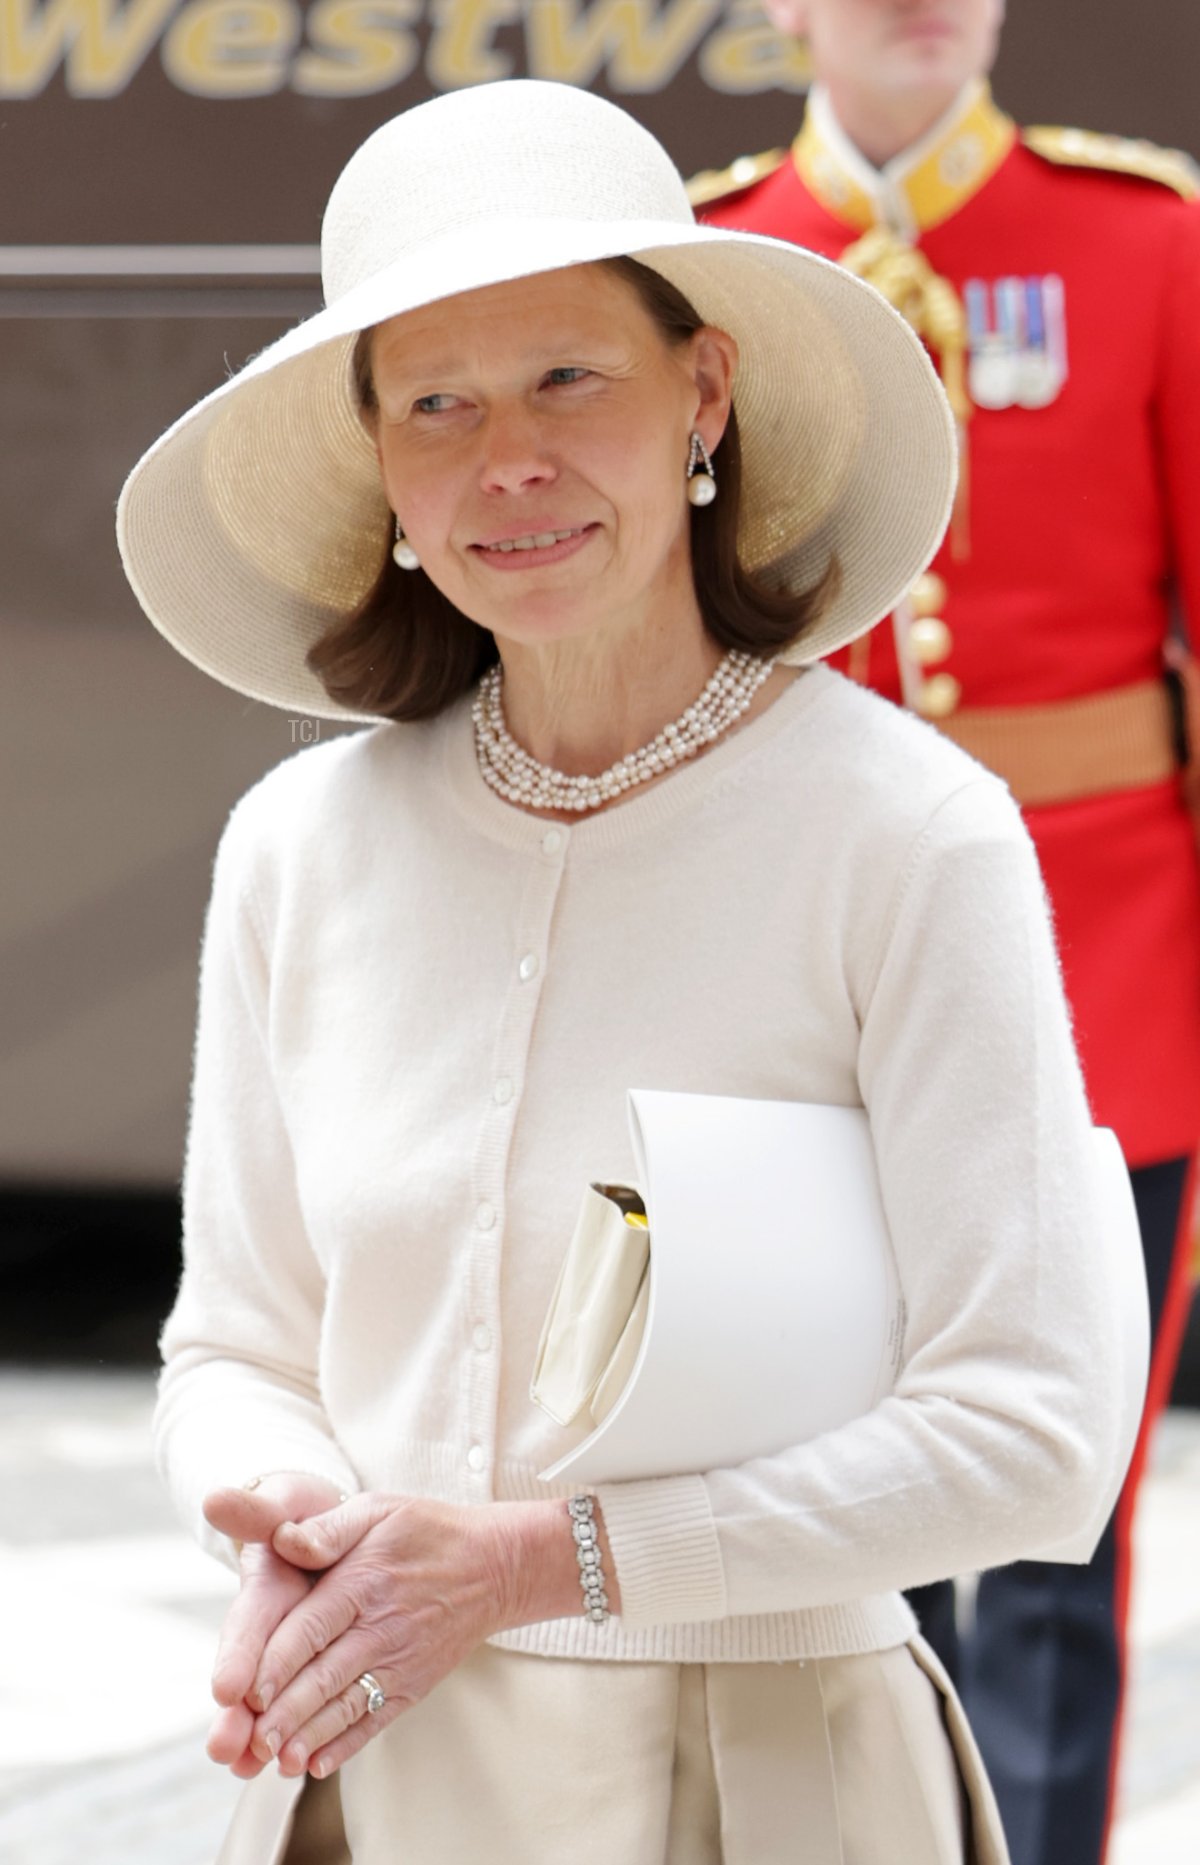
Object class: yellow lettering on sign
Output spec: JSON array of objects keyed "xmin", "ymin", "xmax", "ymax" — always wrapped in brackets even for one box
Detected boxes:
[
  {"xmin": 293, "ymin": 0, "xmax": 420, "ymax": 96},
  {"xmin": 0, "ymin": 0, "xmax": 176, "ymax": 98},
  {"xmin": 526, "ymin": 0, "xmax": 720, "ymax": 92},
  {"xmin": 699, "ymin": 1, "xmax": 810, "ymax": 94},
  {"xmin": 426, "ymin": 0, "xmax": 517, "ymax": 89},
  {"xmin": 162, "ymin": 0, "xmax": 298, "ymax": 97}
]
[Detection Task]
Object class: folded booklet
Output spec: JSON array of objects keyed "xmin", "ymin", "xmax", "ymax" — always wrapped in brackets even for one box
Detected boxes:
[
  {"xmin": 530, "ymin": 1182, "xmax": 652, "ymax": 1431},
  {"xmin": 531, "ymin": 1090, "xmax": 1148, "ymax": 1564}
]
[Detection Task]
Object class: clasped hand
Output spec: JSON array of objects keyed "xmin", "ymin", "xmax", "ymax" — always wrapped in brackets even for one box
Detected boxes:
[{"xmin": 202, "ymin": 1475, "xmax": 532, "ymax": 1783}]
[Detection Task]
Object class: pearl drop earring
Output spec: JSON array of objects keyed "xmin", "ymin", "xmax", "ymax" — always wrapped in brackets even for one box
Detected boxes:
[
  {"xmin": 392, "ymin": 517, "xmax": 420, "ymax": 570},
  {"xmin": 686, "ymin": 431, "xmax": 717, "ymax": 507}
]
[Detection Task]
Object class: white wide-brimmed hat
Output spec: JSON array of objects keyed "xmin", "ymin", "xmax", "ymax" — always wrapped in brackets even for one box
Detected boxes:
[{"xmin": 117, "ymin": 80, "xmax": 955, "ymax": 723}]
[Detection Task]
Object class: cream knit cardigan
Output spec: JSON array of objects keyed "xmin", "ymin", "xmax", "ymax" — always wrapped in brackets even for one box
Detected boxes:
[{"xmin": 155, "ymin": 667, "xmax": 1123, "ymax": 1664}]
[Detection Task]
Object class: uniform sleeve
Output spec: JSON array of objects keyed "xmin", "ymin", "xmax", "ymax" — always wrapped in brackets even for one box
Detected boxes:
[
  {"xmin": 1158, "ymin": 198, "xmax": 1200, "ymax": 634},
  {"xmin": 598, "ymin": 781, "xmax": 1136, "ymax": 1628},
  {"xmin": 153, "ymin": 800, "xmax": 360, "ymax": 1563}
]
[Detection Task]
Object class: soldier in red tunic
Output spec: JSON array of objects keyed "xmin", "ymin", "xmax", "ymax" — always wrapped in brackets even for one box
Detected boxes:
[{"xmin": 692, "ymin": 5, "xmax": 1200, "ymax": 1863}]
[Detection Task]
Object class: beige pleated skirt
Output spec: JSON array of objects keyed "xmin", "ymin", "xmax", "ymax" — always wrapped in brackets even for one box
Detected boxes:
[{"xmin": 218, "ymin": 1637, "xmax": 1009, "ymax": 1865}]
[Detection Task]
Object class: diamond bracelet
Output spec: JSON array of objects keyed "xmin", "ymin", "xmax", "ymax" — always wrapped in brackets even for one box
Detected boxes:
[{"xmin": 568, "ymin": 1494, "xmax": 611, "ymax": 1624}]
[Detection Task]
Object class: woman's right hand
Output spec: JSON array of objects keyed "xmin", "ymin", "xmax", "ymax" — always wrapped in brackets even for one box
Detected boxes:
[{"xmin": 202, "ymin": 1473, "xmax": 349, "ymax": 1777}]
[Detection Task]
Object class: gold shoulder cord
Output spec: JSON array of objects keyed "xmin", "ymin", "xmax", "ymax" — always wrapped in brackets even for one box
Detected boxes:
[{"xmin": 838, "ymin": 228, "xmax": 972, "ymax": 560}]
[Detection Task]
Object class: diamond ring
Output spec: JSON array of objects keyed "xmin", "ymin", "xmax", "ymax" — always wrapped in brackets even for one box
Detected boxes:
[{"xmin": 356, "ymin": 1672, "xmax": 386, "ymax": 1714}]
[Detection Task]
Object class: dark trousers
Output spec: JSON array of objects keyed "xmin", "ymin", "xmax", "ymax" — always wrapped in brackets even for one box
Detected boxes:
[{"xmin": 906, "ymin": 1155, "xmax": 1195, "ymax": 1865}]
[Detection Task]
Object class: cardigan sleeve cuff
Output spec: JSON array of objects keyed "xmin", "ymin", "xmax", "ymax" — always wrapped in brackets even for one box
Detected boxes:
[{"xmin": 594, "ymin": 1473, "xmax": 727, "ymax": 1629}]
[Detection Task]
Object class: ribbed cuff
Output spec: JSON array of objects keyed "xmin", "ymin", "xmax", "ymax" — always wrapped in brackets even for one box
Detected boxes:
[{"xmin": 595, "ymin": 1473, "xmax": 727, "ymax": 1629}]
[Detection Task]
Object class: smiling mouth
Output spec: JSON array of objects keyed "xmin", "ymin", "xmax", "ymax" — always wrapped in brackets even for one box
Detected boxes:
[{"xmin": 479, "ymin": 527, "xmax": 587, "ymax": 554}]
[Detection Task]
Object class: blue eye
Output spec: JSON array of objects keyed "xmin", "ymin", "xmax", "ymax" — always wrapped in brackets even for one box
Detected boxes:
[
  {"xmin": 413, "ymin": 393, "xmax": 456, "ymax": 414},
  {"xmin": 546, "ymin": 367, "xmax": 589, "ymax": 387}
]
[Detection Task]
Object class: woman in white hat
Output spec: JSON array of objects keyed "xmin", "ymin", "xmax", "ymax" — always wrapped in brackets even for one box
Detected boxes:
[{"xmin": 121, "ymin": 80, "xmax": 1137, "ymax": 1865}]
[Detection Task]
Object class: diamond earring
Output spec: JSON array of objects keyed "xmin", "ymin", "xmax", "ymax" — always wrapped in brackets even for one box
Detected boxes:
[
  {"xmin": 686, "ymin": 432, "xmax": 717, "ymax": 507},
  {"xmin": 392, "ymin": 517, "xmax": 420, "ymax": 570}
]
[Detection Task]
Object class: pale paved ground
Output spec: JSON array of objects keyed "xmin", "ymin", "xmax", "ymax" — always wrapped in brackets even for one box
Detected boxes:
[{"xmin": 1, "ymin": 1369, "xmax": 1197, "ymax": 1863}]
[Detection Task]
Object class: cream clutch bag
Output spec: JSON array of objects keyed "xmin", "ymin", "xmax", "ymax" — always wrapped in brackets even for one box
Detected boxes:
[
  {"xmin": 528, "ymin": 1088, "xmax": 1149, "ymax": 1570},
  {"xmin": 530, "ymin": 1183, "xmax": 652, "ymax": 1429},
  {"xmin": 531, "ymin": 1090, "xmax": 910, "ymax": 1488}
]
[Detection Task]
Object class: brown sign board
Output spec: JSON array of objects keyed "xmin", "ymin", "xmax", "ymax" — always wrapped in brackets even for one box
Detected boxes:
[{"xmin": 1, "ymin": 0, "xmax": 812, "ymax": 245}]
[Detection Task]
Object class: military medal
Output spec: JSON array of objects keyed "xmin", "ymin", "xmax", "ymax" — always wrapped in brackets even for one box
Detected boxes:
[
  {"xmin": 965, "ymin": 274, "xmax": 1068, "ymax": 409},
  {"xmin": 964, "ymin": 278, "xmax": 1014, "ymax": 408},
  {"xmin": 1023, "ymin": 274, "xmax": 1068, "ymax": 407}
]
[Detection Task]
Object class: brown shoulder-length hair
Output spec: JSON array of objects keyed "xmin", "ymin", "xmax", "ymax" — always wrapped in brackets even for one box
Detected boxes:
[{"xmin": 306, "ymin": 256, "xmax": 838, "ymax": 721}]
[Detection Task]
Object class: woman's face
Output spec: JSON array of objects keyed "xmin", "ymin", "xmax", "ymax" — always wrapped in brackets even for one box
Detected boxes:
[{"xmin": 368, "ymin": 264, "xmax": 736, "ymax": 654}]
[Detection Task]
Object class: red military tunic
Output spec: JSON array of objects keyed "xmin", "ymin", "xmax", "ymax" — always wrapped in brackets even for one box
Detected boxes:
[{"xmin": 696, "ymin": 85, "xmax": 1200, "ymax": 1166}]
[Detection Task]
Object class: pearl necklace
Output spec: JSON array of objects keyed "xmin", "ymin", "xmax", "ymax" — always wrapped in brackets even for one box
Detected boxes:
[{"xmin": 472, "ymin": 648, "xmax": 777, "ymax": 813}]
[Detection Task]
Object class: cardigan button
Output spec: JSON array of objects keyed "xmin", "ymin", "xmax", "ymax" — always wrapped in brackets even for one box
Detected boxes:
[
  {"xmin": 518, "ymin": 952, "xmax": 540, "ymax": 982},
  {"xmin": 472, "ymin": 1324, "xmax": 493, "ymax": 1354},
  {"xmin": 467, "ymin": 1443, "xmax": 487, "ymax": 1472}
]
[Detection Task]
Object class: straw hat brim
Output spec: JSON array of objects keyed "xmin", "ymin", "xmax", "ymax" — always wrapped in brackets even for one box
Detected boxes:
[{"xmin": 117, "ymin": 216, "xmax": 955, "ymax": 723}]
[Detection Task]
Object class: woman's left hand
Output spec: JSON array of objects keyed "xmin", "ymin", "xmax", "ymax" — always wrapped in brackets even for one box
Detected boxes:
[{"xmin": 245, "ymin": 1492, "xmax": 583, "ymax": 1780}]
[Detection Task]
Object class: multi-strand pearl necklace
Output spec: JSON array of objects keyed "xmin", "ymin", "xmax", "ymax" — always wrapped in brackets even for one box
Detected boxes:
[{"xmin": 472, "ymin": 648, "xmax": 777, "ymax": 814}]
